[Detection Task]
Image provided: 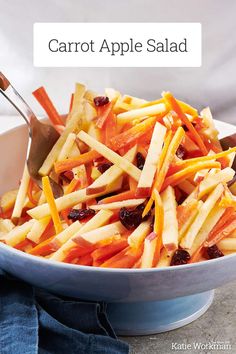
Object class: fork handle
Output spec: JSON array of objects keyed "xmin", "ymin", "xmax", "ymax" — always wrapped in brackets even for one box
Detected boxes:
[{"xmin": 0, "ymin": 72, "xmax": 37, "ymax": 128}]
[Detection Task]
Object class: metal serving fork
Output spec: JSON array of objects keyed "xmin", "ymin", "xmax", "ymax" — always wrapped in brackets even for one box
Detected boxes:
[{"xmin": 0, "ymin": 72, "xmax": 63, "ymax": 197}]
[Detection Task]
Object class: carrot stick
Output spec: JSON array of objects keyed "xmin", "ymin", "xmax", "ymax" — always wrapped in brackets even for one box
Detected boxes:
[
  {"xmin": 109, "ymin": 116, "xmax": 157, "ymax": 151},
  {"xmin": 28, "ymin": 236, "xmax": 58, "ymax": 256},
  {"xmin": 75, "ymin": 253, "xmax": 93, "ymax": 266},
  {"xmin": 15, "ymin": 239, "xmax": 35, "ymax": 251},
  {"xmin": 32, "ymin": 86, "xmax": 64, "ymax": 126},
  {"xmin": 163, "ymin": 92, "xmax": 208, "ymax": 155},
  {"xmin": 204, "ymin": 139, "xmax": 230, "ymax": 168},
  {"xmin": 153, "ymin": 237, "xmax": 163, "ymax": 266},
  {"xmin": 105, "ymin": 111, "xmax": 117, "ymax": 145},
  {"xmin": 175, "ymin": 147, "xmax": 236, "ymax": 167},
  {"xmin": 129, "ymin": 176, "xmax": 138, "ymax": 191},
  {"xmin": 54, "ymin": 150, "xmax": 100, "ymax": 174},
  {"xmin": 64, "ymin": 245, "xmax": 96, "ymax": 263},
  {"xmin": 177, "ymin": 200, "xmax": 198, "ymax": 230},
  {"xmin": 155, "ymin": 127, "xmax": 184, "ymax": 191},
  {"xmin": 153, "ymin": 189, "xmax": 164, "ymax": 237},
  {"xmin": 206, "ymin": 207, "xmax": 235, "ymax": 240},
  {"xmin": 158, "ymin": 130, "xmax": 173, "ymax": 169},
  {"xmin": 39, "ymin": 220, "xmax": 55, "ymax": 242},
  {"xmin": 153, "ymin": 189, "xmax": 164, "ymax": 264},
  {"xmin": 0, "ymin": 207, "xmax": 13, "ymax": 219},
  {"xmin": 98, "ymin": 190, "xmax": 136, "ymax": 204},
  {"xmin": 27, "ymin": 178, "xmax": 38, "ymax": 206},
  {"xmin": 143, "ymin": 127, "xmax": 184, "ymax": 217},
  {"xmin": 161, "ymin": 161, "xmax": 221, "ymax": 191},
  {"xmin": 61, "ymin": 209, "xmax": 72, "ymax": 226},
  {"xmin": 42, "ymin": 176, "xmax": 63, "ymax": 234},
  {"xmin": 141, "ymin": 98, "xmax": 198, "ymax": 117},
  {"xmin": 92, "ymin": 238, "xmax": 128, "ymax": 262},
  {"xmin": 65, "ymin": 178, "xmax": 81, "ymax": 194},
  {"xmin": 205, "ymin": 216, "xmax": 236, "ymax": 247},
  {"xmin": 96, "ymin": 102, "xmax": 113, "ymax": 129},
  {"xmin": 100, "ymin": 247, "xmax": 142, "ymax": 268}
]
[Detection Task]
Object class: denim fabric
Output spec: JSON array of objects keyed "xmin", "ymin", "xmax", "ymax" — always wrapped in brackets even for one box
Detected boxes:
[{"xmin": 0, "ymin": 269, "xmax": 129, "ymax": 354}]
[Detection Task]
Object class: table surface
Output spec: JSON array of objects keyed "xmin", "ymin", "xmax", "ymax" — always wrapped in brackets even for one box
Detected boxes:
[
  {"xmin": 1, "ymin": 117, "xmax": 236, "ymax": 354},
  {"xmin": 123, "ymin": 283, "xmax": 236, "ymax": 353}
]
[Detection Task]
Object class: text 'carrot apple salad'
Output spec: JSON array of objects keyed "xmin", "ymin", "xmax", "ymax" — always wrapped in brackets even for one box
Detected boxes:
[{"xmin": 1, "ymin": 83, "xmax": 236, "ymax": 268}]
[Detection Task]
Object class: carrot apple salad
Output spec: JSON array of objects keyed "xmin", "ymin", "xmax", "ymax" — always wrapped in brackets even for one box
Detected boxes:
[{"xmin": 1, "ymin": 84, "xmax": 236, "ymax": 268}]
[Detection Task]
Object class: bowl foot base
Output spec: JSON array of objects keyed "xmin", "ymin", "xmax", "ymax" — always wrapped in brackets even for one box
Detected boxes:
[{"xmin": 107, "ymin": 290, "xmax": 214, "ymax": 336}]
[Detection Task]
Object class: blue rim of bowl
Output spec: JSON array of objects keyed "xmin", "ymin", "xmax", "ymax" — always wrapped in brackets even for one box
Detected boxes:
[{"xmin": 0, "ymin": 119, "xmax": 236, "ymax": 274}]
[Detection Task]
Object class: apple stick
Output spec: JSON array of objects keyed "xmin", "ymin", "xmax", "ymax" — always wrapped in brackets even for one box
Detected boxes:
[
  {"xmin": 189, "ymin": 205, "xmax": 225, "ymax": 256},
  {"xmin": 86, "ymin": 145, "xmax": 137, "ymax": 195},
  {"xmin": 141, "ymin": 232, "xmax": 158, "ymax": 268},
  {"xmin": 156, "ymin": 248, "xmax": 174, "ymax": 268},
  {"xmin": 200, "ymin": 107, "xmax": 219, "ymax": 140},
  {"xmin": 57, "ymin": 133, "xmax": 77, "ymax": 161},
  {"xmin": 78, "ymin": 130, "xmax": 141, "ymax": 181},
  {"xmin": 0, "ymin": 189, "xmax": 18, "ymax": 212},
  {"xmin": 39, "ymin": 93, "xmax": 84, "ymax": 176},
  {"xmin": 50, "ymin": 210, "xmax": 113, "ymax": 261},
  {"xmin": 0, "ymin": 219, "xmax": 15, "ymax": 240},
  {"xmin": 26, "ymin": 217, "xmax": 51, "ymax": 243},
  {"xmin": 73, "ymin": 221, "xmax": 125, "ymax": 245},
  {"xmin": 136, "ymin": 122, "xmax": 166, "ymax": 197},
  {"xmin": 0, "ymin": 219, "xmax": 14, "ymax": 233},
  {"xmin": 117, "ymin": 103, "xmax": 166, "ymax": 123},
  {"xmin": 161, "ymin": 186, "xmax": 179, "ymax": 253},
  {"xmin": 27, "ymin": 177, "xmax": 123, "ymax": 220},
  {"xmin": 180, "ymin": 184, "xmax": 224, "ymax": 249},
  {"xmin": 39, "ymin": 107, "xmax": 83, "ymax": 176},
  {"xmin": 197, "ymin": 167, "xmax": 235, "ymax": 199},
  {"xmin": 12, "ymin": 164, "xmax": 30, "ymax": 220},
  {"xmin": 67, "ymin": 83, "xmax": 86, "ymax": 121},
  {"xmin": 179, "ymin": 201, "xmax": 203, "ymax": 240},
  {"xmin": 182, "ymin": 168, "xmax": 234, "ymax": 205},
  {"xmin": 217, "ymin": 238, "xmax": 236, "ymax": 251},
  {"xmin": 128, "ymin": 219, "xmax": 152, "ymax": 249},
  {"xmin": 142, "ymin": 127, "xmax": 185, "ymax": 217},
  {"xmin": 161, "ymin": 161, "xmax": 221, "ymax": 191},
  {"xmin": 3, "ymin": 220, "xmax": 34, "ymax": 247},
  {"xmin": 89, "ymin": 199, "xmax": 145, "ymax": 211}
]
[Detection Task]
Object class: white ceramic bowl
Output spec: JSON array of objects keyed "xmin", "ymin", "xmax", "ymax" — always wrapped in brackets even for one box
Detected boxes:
[{"xmin": 0, "ymin": 120, "xmax": 235, "ymax": 335}]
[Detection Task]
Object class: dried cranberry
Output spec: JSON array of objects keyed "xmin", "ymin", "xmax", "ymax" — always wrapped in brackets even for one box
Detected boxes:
[
  {"xmin": 97, "ymin": 162, "xmax": 113, "ymax": 173},
  {"xmin": 68, "ymin": 208, "xmax": 95, "ymax": 222},
  {"xmin": 176, "ymin": 145, "xmax": 187, "ymax": 160},
  {"xmin": 206, "ymin": 245, "xmax": 224, "ymax": 259},
  {"xmin": 177, "ymin": 192, "xmax": 188, "ymax": 205},
  {"xmin": 136, "ymin": 152, "xmax": 145, "ymax": 170},
  {"xmin": 170, "ymin": 249, "xmax": 190, "ymax": 266},
  {"xmin": 94, "ymin": 96, "xmax": 109, "ymax": 107},
  {"xmin": 59, "ymin": 171, "xmax": 74, "ymax": 184},
  {"xmin": 119, "ymin": 204, "xmax": 150, "ymax": 230},
  {"xmin": 150, "ymin": 216, "xmax": 155, "ymax": 230}
]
